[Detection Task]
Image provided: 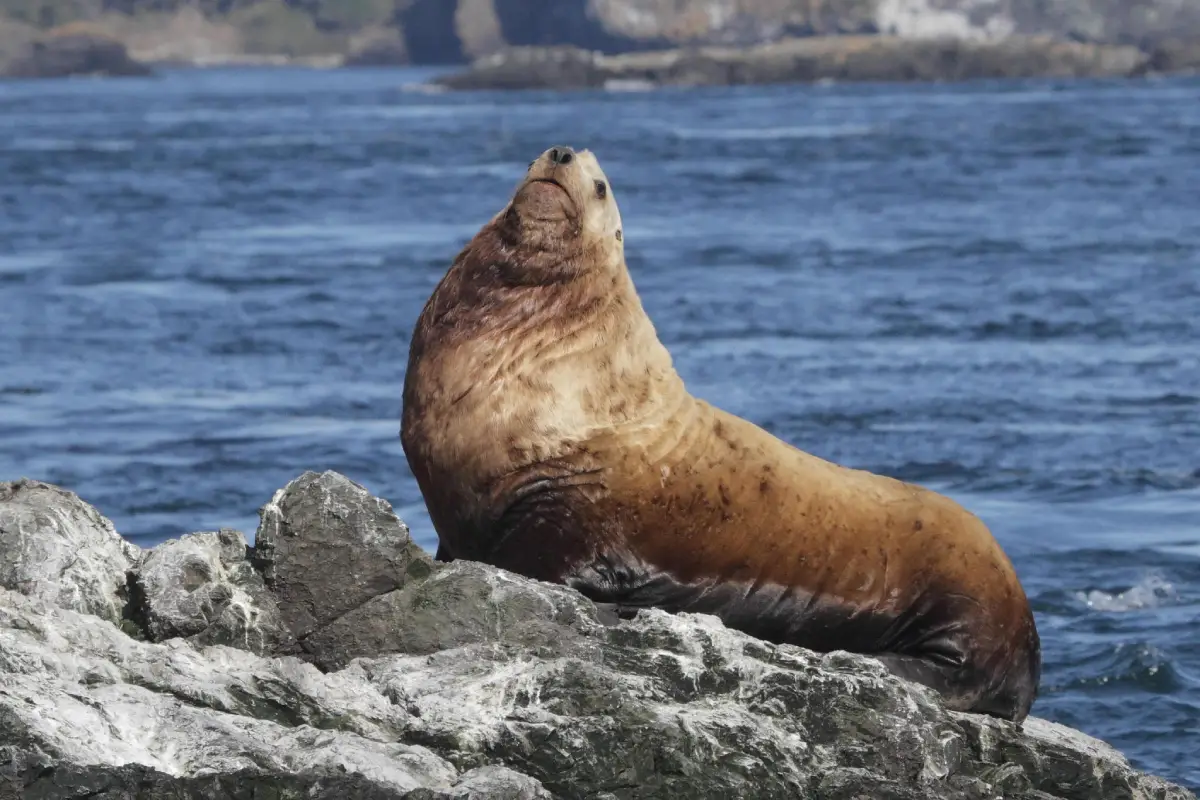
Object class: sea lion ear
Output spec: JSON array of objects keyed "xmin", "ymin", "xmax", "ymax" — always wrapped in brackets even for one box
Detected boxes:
[{"xmin": 616, "ymin": 229, "xmax": 623, "ymax": 242}]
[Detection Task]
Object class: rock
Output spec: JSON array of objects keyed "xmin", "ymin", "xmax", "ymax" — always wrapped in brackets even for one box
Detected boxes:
[
  {"xmin": 0, "ymin": 479, "xmax": 139, "ymax": 627},
  {"xmin": 2, "ymin": 750, "xmax": 550, "ymax": 800},
  {"xmin": 399, "ymin": 0, "xmax": 469, "ymax": 63},
  {"xmin": 453, "ymin": 0, "xmax": 507, "ymax": 61},
  {"xmin": 0, "ymin": 586, "xmax": 547, "ymax": 798},
  {"xmin": 296, "ymin": 560, "xmax": 607, "ymax": 671},
  {"xmin": 132, "ymin": 528, "xmax": 292, "ymax": 654},
  {"xmin": 434, "ymin": 34, "xmax": 1149, "ymax": 91},
  {"xmin": 2, "ymin": 753, "xmax": 415, "ymax": 800},
  {"xmin": 4, "ymin": 0, "xmax": 1200, "ymax": 70},
  {"xmin": 436, "ymin": 44, "xmax": 607, "ymax": 90},
  {"xmin": 1142, "ymin": 36, "xmax": 1200, "ymax": 74},
  {"xmin": 0, "ymin": 17, "xmax": 37, "ymax": 68},
  {"xmin": 253, "ymin": 470, "xmax": 436, "ymax": 647},
  {"xmin": 109, "ymin": 7, "xmax": 247, "ymax": 66},
  {"xmin": 345, "ymin": 28, "xmax": 411, "ymax": 67},
  {"xmin": 399, "ymin": 0, "xmax": 1200, "ymax": 65},
  {"xmin": 0, "ymin": 473, "xmax": 1192, "ymax": 800},
  {"xmin": 403, "ymin": 0, "xmax": 882, "ymax": 63},
  {"xmin": 993, "ymin": 0, "xmax": 1200, "ymax": 49},
  {"xmin": 1, "ymin": 31, "xmax": 152, "ymax": 79}
]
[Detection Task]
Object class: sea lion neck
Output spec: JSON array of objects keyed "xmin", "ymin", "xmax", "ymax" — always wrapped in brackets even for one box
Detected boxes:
[
  {"xmin": 412, "ymin": 219, "xmax": 625, "ymax": 350},
  {"xmin": 405, "ymin": 213, "xmax": 684, "ymax": 437},
  {"xmin": 493, "ymin": 207, "xmax": 589, "ymax": 282}
]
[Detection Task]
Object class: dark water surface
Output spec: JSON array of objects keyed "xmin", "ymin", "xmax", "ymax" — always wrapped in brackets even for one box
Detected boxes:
[{"xmin": 2, "ymin": 67, "xmax": 1198, "ymax": 787}]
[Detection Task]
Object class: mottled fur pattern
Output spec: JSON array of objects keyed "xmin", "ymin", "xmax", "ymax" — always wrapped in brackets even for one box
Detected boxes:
[{"xmin": 401, "ymin": 146, "xmax": 1041, "ymax": 722}]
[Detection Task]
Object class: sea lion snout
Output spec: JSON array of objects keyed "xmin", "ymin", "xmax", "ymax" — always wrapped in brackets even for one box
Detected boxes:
[
  {"xmin": 514, "ymin": 146, "xmax": 588, "ymax": 223},
  {"xmin": 548, "ymin": 146, "xmax": 575, "ymax": 165}
]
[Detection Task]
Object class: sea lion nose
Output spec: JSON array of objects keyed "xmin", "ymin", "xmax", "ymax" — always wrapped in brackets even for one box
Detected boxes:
[{"xmin": 548, "ymin": 146, "xmax": 574, "ymax": 165}]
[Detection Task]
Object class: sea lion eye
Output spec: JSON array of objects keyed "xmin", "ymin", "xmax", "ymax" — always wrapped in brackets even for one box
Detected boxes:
[
  {"xmin": 616, "ymin": 229, "xmax": 623, "ymax": 242},
  {"xmin": 594, "ymin": 180, "xmax": 607, "ymax": 199}
]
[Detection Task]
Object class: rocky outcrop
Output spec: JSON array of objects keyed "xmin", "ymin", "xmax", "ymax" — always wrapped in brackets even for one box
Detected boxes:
[
  {"xmin": 434, "ymin": 34, "xmax": 1149, "ymax": 91},
  {"xmin": 396, "ymin": 0, "xmax": 1200, "ymax": 64},
  {"xmin": 1, "ymin": 30, "xmax": 152, "ymax": 78},
  {"xmin": 253, "ymin": 470, "xmax": 435, "ymax": 654},
  {"xmin": 345, "ymin": 27, "xmax": 411, "ymax": 66},
  {"xmin": 4, "ymin": 0, "xmax": 1200, "ymax": 70},
  {"xmin": 0, "ymin": 479, "xmax": 139, "ymax": 625},
  {"xmin": 1142, "ymin": 36, "xmax": 1200, "ymax": 75},
  {"xmin": 0, "ymin": 472, "xmax": 1193, "ymax": 799},
  {"xmin": 0, "ymin": 17, "xmax": 36, "ymax": 67},
  {"xmin": 131, "ymin": 528, "xmax": 292, "ymax": 654}
]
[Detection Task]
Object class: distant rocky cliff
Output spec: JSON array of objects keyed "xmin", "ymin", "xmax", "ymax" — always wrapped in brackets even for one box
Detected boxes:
[
  {"xmin": 2, "ymin": 0, "xmax": 1199, "ymax": 72},
  {"xmin": 404, "ymin": 0, "xmax": 1200, "ymax": 61}
]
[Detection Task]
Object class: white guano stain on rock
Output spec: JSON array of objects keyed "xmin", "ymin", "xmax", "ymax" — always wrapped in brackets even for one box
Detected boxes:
[
  {"xmin": 0, "ymin": 479, "xmax": 140, "ymax": 626},
  {"xmin": 1, "ymin": 472, "xmax": 1192, "ymax": 800}
]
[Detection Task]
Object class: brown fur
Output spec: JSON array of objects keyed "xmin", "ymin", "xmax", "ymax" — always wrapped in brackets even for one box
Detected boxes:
[{"xmin": 401, "ymin": 146, "xmax": 1041, "ymax": 722}]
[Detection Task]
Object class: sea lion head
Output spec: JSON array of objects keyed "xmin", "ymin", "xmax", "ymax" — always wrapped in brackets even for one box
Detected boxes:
[{"xmin": 501, "ymin": 145, "xmax": 624, "ymax": 262}]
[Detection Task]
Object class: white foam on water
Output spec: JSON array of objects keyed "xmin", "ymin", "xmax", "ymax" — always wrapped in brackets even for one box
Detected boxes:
[
  {"xmin": 667, "ymin": 124, "xmax": 873, "ymax": 141},
  {"xmin": 4, "ymin": 138, "xmax": 136, "ymax": 153},
  {"xmin": 1076, "ymin": 573, "xmax": 1180, "ymax": 612},
  {"xmin": 604, "ymin": 79, "xmax": 657, "ymax": 93}
]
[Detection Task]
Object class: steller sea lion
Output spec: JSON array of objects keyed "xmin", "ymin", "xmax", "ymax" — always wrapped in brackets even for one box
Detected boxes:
[{"xmin": 400, "ymin": 145, "xmax": 1041, "ymax": 722}]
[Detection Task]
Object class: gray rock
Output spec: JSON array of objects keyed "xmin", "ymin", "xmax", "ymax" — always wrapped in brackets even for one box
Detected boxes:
[
  {"xmin": 2, "ymin": 749, "xmax": 413, "ymax": 800},
  {"xmin": 133, "ymin": 528, "xmax": 291, "ymax": 654},
  {"xmin": 2, "ymin": 746, "xmax": 547, "ymax": 799},
  {"xmin": 344, "ymin": 29, "xmax": 411, "ymax": 66},
  {"xmin": 0, "ymin": 588, "xmax": 546, "ymax": 797},
  {"xmin": 435, "ymin": 35, "xmax": 1150, "ymax": 92},
  {"xmin": 440, "ymin": 766, "xmax": 551, "ymax": 798},
  {"xmin": 1, "ymin": 33, "xmax": 152, "ymax": 79},
  {"xmin": 347, "ymin": 564, "xmax": 1193, "ymax": 800},
  {"xmin": 398, "ymin": 0, "xmax": 1200, "ymax": 66},
  {"xmin": 0, "ymin": 479, "xmax": 139, "ymax": 627},
  {"xmin": 1143, "ymin": 36, "xmax": 1200, "ymax": 74},
  {"xmin": 297, "ymin": 560, "xmax": 605, "ymax": 671},
  {"xmin": 253, "ymin": 470, "xmax": 435, "ymax": 646},
  {"xmin": 0, "ymin": 473, "xmax": 1191, "ymax": 800}
]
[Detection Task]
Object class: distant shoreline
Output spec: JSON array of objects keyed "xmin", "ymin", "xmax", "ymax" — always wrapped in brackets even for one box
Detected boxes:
[
  {"xmin": 3, "ymin": 30, "xmax": 1197, "ymax": 88},
  {"xmin": 429, "ymin": 36, "xmax": 1199, "ymax": 93}
]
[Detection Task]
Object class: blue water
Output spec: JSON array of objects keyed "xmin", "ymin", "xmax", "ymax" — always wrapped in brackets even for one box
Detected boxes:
[{"xmin": 2, "ymin": 67, "xmax": 1198, "ymax": 788}]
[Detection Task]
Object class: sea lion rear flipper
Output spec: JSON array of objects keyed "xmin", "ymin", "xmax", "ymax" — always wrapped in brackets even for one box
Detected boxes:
[
  {"xmin": 873, "ymin": 652, "xmax": 982, "ymax": 711},
  {"xmin": 874, "ymin": 649, "xmax": 1031, "ymax": 723}
]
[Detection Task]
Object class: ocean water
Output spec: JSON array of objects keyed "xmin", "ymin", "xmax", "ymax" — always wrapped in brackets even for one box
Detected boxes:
[{"xmin": 1, "ymin": 67, "xmax": 1198, "ymax": 788}]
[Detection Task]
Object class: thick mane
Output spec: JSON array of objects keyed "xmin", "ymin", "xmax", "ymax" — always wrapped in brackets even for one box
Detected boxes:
[{"xmin": 407, "ymin": 215, "xmax": 613, "ymax": 363}]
